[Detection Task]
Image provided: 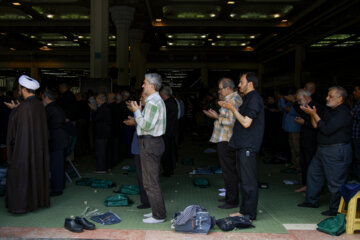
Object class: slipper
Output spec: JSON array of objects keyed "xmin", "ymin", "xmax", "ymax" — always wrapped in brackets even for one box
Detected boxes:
[{"xmin": 258, "ymin": 182, "xmax": 269, "ymax": 189}]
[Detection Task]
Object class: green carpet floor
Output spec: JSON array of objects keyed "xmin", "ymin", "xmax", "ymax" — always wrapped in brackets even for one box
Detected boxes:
[{"xmin": 0, "ymin": 135, "xmax": 331, "ymax": 233}]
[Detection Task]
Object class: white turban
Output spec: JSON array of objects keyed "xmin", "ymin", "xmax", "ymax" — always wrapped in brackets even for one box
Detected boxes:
[{"xmin": 18, "ymin": 75, "xmax": 40, "ymax": 90}]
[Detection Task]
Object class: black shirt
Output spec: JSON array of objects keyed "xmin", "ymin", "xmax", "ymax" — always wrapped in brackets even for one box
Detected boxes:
[
  {"xmin": 45, "ymin": 102, "xmax": 69, "ymax": 152},
  {"xmin": 295, "ymin": 100, "xmax": 323, "ymax": 148},
  {"xmin": 164, "ymin": 97, "xmax": 179, "ymax": 137},
  {"xmin": 229, "ymin": 90, "xmax": 265, "ymax": 152},
  {"xmin": 317, "ymin": 104, "xmax": 353, "ymax": 145}
]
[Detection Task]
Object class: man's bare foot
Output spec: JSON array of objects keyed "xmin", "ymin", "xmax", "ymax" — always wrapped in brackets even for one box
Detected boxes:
[
  {"xmin": 230, "ymin": 212, "xmax": 253, "ymax": 222},
  {"xmin": 230, "ymin": 212, "xmax": 243, "ymax": 217},
  {"xmin": 294, "ymin": 186, "xmax": 307, "ymax": 193}
]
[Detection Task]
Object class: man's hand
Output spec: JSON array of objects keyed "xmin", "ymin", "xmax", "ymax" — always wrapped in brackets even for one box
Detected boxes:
[
  {"xmin": 294, "ymin": 116, "xmax": 305, "ymax": 125},
  {"xmin": 300, "ymin": 105, "xmax": 317, "ymax": 116},
  {"xmin": 218, "ymin": 100, "xmax": 236, "ymax": 112},
  {"xmin": 4, "ymin": 100, "xmax": 20, "ymax": 109},
  {"xmin": 203, "ymin": 109, "xmax": 219, "ymax": 119},
  {"xmin": 88, "ymin": 103, "xmax": 96, "ymax": 111},
  {"xmin": 126, "ymin": 100, "xmax": 140, "ymax": 112},
  {"xmin": 124, "ymin": 116, "xmax": 136, "ymax": 126}
]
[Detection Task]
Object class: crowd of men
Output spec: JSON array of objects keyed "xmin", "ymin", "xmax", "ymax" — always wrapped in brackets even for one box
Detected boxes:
[{"xmin": 1, "ymin": 72, "xmax": 359, "ymax": 225}]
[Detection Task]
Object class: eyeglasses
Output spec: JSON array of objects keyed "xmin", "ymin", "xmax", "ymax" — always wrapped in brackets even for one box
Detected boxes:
[{"xmin": 218, "ymin": 87, "xmax": 225, "ymax": 91}]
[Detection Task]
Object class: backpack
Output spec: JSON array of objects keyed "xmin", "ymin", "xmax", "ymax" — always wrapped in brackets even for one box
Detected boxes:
[
  {"xmin": 193, "ymin": 178, "xmax": 209, "ymax": 188},
  {"xmin": 114, "ymin": 185, "xmax": 139, "ymax": 195},
  {"xmin": 104, "ymin": 194, "xmax": 134, "ymax": 207},
  {"xmin": 171, "ymin": 205, "xmax": 216, "ymax": 234},
  {"xmin": 317, "ymin": 214, "xmax": 346, "ymax": 236}
]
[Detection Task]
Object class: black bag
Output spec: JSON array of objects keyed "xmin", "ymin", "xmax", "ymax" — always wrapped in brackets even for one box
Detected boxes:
[{"xmin": 216, "ymin": 216, "xmax": 255, "ymax": 231}]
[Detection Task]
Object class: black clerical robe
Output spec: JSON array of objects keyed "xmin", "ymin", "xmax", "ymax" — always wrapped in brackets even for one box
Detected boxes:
[{"xmin": 6, "ymin": 96, "xmax": 50, "ymax": 213}]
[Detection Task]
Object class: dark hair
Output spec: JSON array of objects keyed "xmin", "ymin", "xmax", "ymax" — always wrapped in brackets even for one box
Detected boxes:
[
  {"xmin": 241, "ymin": 72, "xmax": 258, "ymax": 88},
  {"xmin": 43, "ymin": 89, "xmax": 57, "ymax": 101},
  {"xmin": 20, "ymin": 85, "xmax": 36, "ymax": 94},
  {"xmin": 59, "ymin": 82, "xmax": 70, "ymax": 89}
]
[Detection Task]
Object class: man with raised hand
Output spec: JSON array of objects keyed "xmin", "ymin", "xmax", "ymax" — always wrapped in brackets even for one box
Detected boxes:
[
  {"xmin": 203, "ymin": 77, "xmax": 242, "ymax": 209},
  {"xmin": 5, "ymin": 75, "xmax": 50, "ymax": 214},
  {"xmin": 126, "ymin": 73, "xmax": 167, "ymax": 224},
  {"xmin": 218, "ymin": 72, "xmax": 264, "ymax": 221}
]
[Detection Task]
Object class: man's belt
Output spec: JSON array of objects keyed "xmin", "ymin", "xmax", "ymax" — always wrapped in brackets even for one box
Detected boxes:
[
  {"xmin": 138, "ymin": 135, "xmax": 161, "ymax": 139},
  {"xmin": 318, "ymin": 142, "xmax": 349, "ymax": 147}
]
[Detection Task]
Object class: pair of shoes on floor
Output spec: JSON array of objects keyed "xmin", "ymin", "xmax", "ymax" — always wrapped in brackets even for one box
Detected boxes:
[
  {"xmin": 321, "ymin": 210, "xmax": 338, "ymax": 216},
  {"xmin": 64, "ymin": 217, "xmax": 96, "ymax": 233},
  {"xmin": 137, "ymin": 204, "xmax": 151, "ymax": 209},
  {"xmin": 218, "ymin": 203, "xmax": 238, "ymax": 209},
  {"xmin": 297, "ymin": 202, "xmax": 319, "ymax": 208},
  {"xmin": 142, "ymin": 212, "xmax": 165, "ymax": 224}
]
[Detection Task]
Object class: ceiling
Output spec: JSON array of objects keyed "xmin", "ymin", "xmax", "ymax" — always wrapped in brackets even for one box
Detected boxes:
[{"xmin": 0, "ymin": 0, "xmax": 360, "ymax": 64}]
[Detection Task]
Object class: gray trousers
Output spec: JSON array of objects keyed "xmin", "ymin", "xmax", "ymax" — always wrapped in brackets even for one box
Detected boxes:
[
  {"xmin": 306, "ymin": 143, "xmax": 352, "ymax": 211},
  {"xmin": 138, "ymin": 137, "xmax": 166, "ymax": 219}
]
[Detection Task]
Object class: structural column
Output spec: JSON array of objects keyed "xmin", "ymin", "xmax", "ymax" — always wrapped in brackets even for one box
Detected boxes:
[
  {"xmin": 258, "ymin": 63, "xmax": 264, "ymax": 93},
  {"xmin": 294, "ymin": 45, "xmax": 305, "ymax": 89},
  {"xmin": 90, "ymin": 0, "xmax": 109, "ymax": 78},
  {"xmin": 129, "ymin": 29, "xmax": 144, "ymax": 89},
  {"xmin": 110, "ymin": 6, "xmax": 135, "ymax": 86},
  {"xmin": 30, "ymin": 55, "xmax": 39, "ymax": 81},
  {"xmin": 201, "ymin": 63, "xmax": 208, "ymax": 88}
]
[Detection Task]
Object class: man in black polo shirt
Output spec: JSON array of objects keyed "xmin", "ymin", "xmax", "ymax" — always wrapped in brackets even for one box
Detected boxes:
[
  {"xmin": 219, "ymin": 72, "xmax": 264, "ymax": 221},
  {"xmin": 298, "ymin": 86, "xmax": 353, "ymax": 216}
]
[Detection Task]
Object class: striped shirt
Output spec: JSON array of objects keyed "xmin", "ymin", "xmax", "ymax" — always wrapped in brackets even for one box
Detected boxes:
[
  {"xmin": 210, "ymin": 92, "xmax": 242, "ymax": 143},
  {"xmin": 135, "ymin": 92, "xmax": 166, "ymax": 137}
]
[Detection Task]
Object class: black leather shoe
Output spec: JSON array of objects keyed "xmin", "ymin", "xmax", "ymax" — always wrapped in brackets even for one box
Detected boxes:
[
  {"xmin": 75, "ymin": 217, "xmax": 96, "ymax": 230},
  {"xmin": 297, "ymin": 202, "xmax": 319, "ymax": 208},
  {"xmin": 218, "ymin": 203, "xmax": 238, "ymax": 209},
  {"xmin": 321, "ymin": 210, "xmax": 338, "ymax": 216},
  {"xmin": 64, "ymin": 218, "xmax": 83, "ymax": 233},
  {"xmin": 137, "ymin": 204, "xmax": 151, "ymax": 209}
]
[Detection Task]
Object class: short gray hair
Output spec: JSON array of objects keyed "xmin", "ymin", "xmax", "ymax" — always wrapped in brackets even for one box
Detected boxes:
[
  {"xmin": 121, "ymin": 90, "xmax": 130, "ymax": 97},
  {"xmin": 160, "ymin": 86, "xmax": 172, "ymax": 96},
  {"xmin": 145, "ymin": 73, "xmax": 162, "ymax": 91},
  {"xmin": 219, "ymin": 78, "xmax": 235, "ymax": 90},
  {"xmin": 296, "ymin": 89, "xmax": 311, "ymax": 98},
  {"xmin": 329, "ymin": 86, "xmax": 347, "ymax": 101}
]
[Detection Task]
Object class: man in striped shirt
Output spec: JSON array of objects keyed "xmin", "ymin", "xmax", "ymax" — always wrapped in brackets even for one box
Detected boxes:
[
  {"xmin": 126, "ymin": 73, "xmax": 167, "ymax": 224},
  {"xmin": 203, "ymin": 78, "xmax": 242, "ymax": 209}
]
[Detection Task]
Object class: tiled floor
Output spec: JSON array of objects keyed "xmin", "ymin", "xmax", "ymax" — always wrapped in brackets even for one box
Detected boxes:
[{"xmin": 0, "ymin": 227, "xmax": 359, "ymax": 240}]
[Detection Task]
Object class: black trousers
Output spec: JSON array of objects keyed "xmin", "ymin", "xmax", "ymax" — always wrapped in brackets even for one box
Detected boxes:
[
  {"xmin": 299, "ymin": 144, "xmax": 317, "ymax": 186},
  {"xmin": 138, "ymin": 137, "xmax": 166, "ymax": 220},
  {"xmin": 161, "ymin": 135, "xmax": 176, "ymax": 176},
  {"xmin": 107, "ymin": 137, "xmax": 120, "ymax": 168},
  {"xmin": 236, "ymin": 148, "xmax": 258, "ymax": 220},
  {"xmin": 50, "ymin": 150, "xmax": 65, "ymax": 192},
  {"xmin": 217, "ymin": 142, "xmax": 239, "ymax": 205},
  {"xmin": 134, "ymin": 154, "xmax": 149, "ymax": 206},
  {"xmin": 95, "ymin": 138, "xmax": 108, "ymax": 171}
]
